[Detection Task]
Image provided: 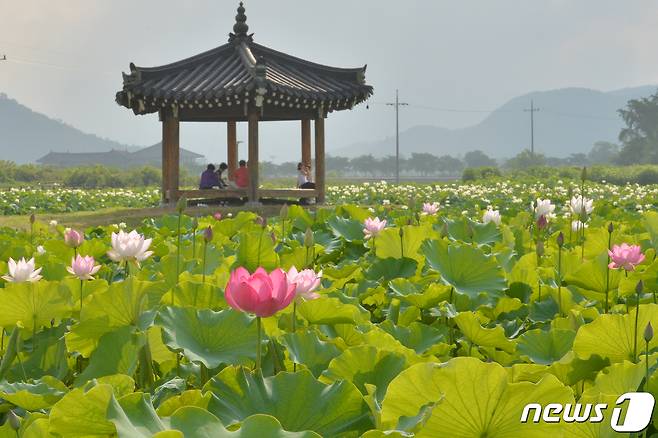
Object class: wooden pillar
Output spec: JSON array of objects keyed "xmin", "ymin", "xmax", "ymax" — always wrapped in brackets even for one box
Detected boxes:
[
  {"xmin": 247, "ymin": 111, "xmax": 259, "ymax": 204},
  {"xmin": 162, "ymin": 114, "xmax": 180, "ymax": 203},
  {"xmin": 314, "ymin": 116, "xmax": 325, "ymax": 204},
  {"xmin": 227, "ymin": 120, "xmax": 237, "ymax": 180},
  {"xmin": 161, "ymin": 129, "xmax": 169, "ymax": 203},
  {"xmin": 301, "ymin": 119, "xmax": 311, "ymax": 166}
]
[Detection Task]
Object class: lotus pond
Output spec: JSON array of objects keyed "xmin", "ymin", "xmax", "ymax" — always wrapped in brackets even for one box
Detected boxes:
[{"xmin": 1, "ymin": 185, "xmax": 658, "ymax": 436}]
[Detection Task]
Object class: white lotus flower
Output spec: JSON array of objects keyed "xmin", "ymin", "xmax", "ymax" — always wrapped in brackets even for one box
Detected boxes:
[
  {"xmin": 482, "ymin": 208, "xmax": 501, "ymax": 226},
  {"xmin": 107, "ymin": 230, "xmax": 153, "ymax": 264},
  {"xmin": 571, "ymin": 220, "xmax": 589, "ymax": 232},
  {"xmin": 533, "ymin": 198, "xmax": 556, "ymax": 220},
  {"xmin": 2, "ymin": 257, "xmax": 42, "ymax": 283},
  {"xmin": 569, "ymin": 196, "xmax": 593, "ymax": 218}
]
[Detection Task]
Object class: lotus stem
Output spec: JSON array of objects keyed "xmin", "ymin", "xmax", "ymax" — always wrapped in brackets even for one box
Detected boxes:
[
  {"xmin": 202, "ymin": 239, "xmax": 207, "ymax": 284},
  {"xmin": 174, "ymin": 213, "xmax": 182, "ymax": 305},
  {"xmin": 557, "ymin": 243, "xmax": 563, "ymax": 316},
  {"xmin": 634, "ymin": 281, "xmax": 643, "ymax": 363},
  {"xmin": 646, "ymin": 339, "xmax": 650, "ymax": 388},
  {"xmin": 292, "ymin": 302, "xmax": 297, "ymax": 372},
  {"xmin": 605, "ymin": 226, "xmax": 612, "ymax": 313},
  {"xmin": 256, "ymin": 316, "xmax": 262, "ymax": 373},
  {"xmin": 80, "ymin": 279, "xmax": 84, "ymax": 314},
  {"xmin": 192, "ymin": 229, "xmax": 196, "ymax": 259},
  {"xmin": 399, "ymin": 227, "xmax": 404, "ymax": 258}
]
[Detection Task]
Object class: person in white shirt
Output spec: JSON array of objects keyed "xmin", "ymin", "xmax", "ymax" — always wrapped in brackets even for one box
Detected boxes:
[{"xmin": 297, "ymin": 162, "xmax": 315, "ymax": 189}]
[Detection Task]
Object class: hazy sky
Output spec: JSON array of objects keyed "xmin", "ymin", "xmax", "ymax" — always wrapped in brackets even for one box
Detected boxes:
[{"xmin": 2, "ymin": 0, "xmax": 658, "ymax": 162}]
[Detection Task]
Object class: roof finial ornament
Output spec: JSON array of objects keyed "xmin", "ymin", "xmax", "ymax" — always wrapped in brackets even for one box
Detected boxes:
[{"xmin": 229, "ymin": 2, "xmax": 252, "ymax": 42}]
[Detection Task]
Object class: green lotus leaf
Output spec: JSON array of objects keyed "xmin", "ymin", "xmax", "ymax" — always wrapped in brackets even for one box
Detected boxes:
[
  {"xmin": 326, "ymin": 216, "xmax": 365, "ymax": 242},
  {"xmin": 107, "ymin": 392, "xmax": 166, "ymax": 438},
  {"xmin": 156, "ymin": 306, "xmax": 258, "ymax": 369},
  {"xmin": 66, "ymin": 278, "xmax": 166, "ymax": 356},
  {"xmin": 388, "ymin": 279, "xmax": 451, "ymax": 309},
  {"xmin": 320, "ymin": 345, "xmax": 407, "ymax": 406},
  {"xmin": 564, "ymin": 253, "xmax": 620, "ymax": 300},
  {"xmin": 75, "ymin": 326, "xmax": 145, "ymax": 385},
  {"xmin": 444, "ymin": 217, "xmax": 501, "ymax": 246},
  {"xmin": 156, "ymin": 390, "xmax": 214, "ymax": 417},
  {"xmin": 421, "ymin": 239, "xmax": 507, "ymax": 297},
  {"xmin": 0, "ymin": 376, "xmax": 67, "ymax": 411},
  {"xmin": 5, "ymin": 323, "xmax": 68, "ymax": 381},
  {"xmin": 204, "ymin": 367, "xmax": 373, "ymax": 436},
  {"xmin": 375, "ymin": 224, "xmax": 433, "ymax": 261},
  {"xmin": 235, "ymin": 230, "xmax": 279, "ymax": 272},
  {"xmin": 160, "ymin": 281, "xmax": 226, "ymax": 310},
  {"xmin": 381, "ymin": 357, "xmax": 573, "ymax": 436},
  {"xmin": 297, "ymin": 297, "xmax": 368, "ymax": 325},
  {"xmin": 563, "ymin": 392, "xmax": 623, "ymax": 438},
  {"xmin": 573, "ymin": 304, "xmax": 658, "ymax": 362},
  {"xmin": 214, "ymin": 211, "xmax": 259, "ymax": 238},
  {"xmin": 453, "ymin": 312, "xmax": 515, "ymax": 353},
  {"xmin": 21, "ymin": 416, "xmax": 50, "ymax": 438},
  {"xmin": 378, "ymin": 320, "xmax": 447, "ymax": 355},
  {"xmin": 183, "ymin": 413, "xmax": 322, "ymax": 438},
  {"xmin": 48, "ymin": 383, "xmax": 116, "ymax": 437},
  {"xmin": 366, "ymin": 257, "xmax": 417, "ymax": 281},
  {"xmin": 0, "ymin": 281, "xmax": 71, "ymax": 334},
  {"xmin": 517, "ymin": 328, "xmax": 576, "ymax": 365},
  {"xmin": 96, "ymin": 374, "xmax": 136, "ymax": 398},
  {"xmin": 337, "ymin": 204, "xmax": 372, "ymax": 222},
  {"xmin": 280, "ymin": 329, "xmax": 341, "ymax": 377}
]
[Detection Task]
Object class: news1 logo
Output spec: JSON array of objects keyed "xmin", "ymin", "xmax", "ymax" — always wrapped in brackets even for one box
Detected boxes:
[{"xmin": 520, "ymin": 392, "xmax": 655, "ymax": 432}]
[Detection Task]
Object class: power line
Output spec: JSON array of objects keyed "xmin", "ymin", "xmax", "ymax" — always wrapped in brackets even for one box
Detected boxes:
[
  {"xmin": 524, "ymin": 100, "xmax": 540, "ymax": 155},
  {"xmin": 385, "ymin": 89, "xmax": 408, "ymax": 184}
]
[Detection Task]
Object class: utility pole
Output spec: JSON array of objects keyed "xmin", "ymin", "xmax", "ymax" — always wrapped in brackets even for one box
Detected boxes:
[
  {"xmin": 386, "ymin": 89, "xmax": 408, "ymax": 183},
  {"xmin": 524, "ymin": 99, "xmax": 540, "ymax": 156}
]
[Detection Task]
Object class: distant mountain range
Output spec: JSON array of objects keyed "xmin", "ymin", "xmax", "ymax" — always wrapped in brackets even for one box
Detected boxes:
[
  {"xmin": 334, "ymin": 85, "xmax": 658, "ymax": 159},
  {"xmin": 0, "ymin": 93, "xmax": 140, "ymax": 164},
  {"xmin": 1, "ymin": 86, "xmax": 657, "ymax": 164}
]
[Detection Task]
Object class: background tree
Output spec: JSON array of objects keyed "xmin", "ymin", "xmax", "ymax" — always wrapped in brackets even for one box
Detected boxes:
[
  {"xmin": 617, "ymin": 89, "xmax": 658, "ymax": 164},
  {"xmin": 463, "ymin": 150, "xmax": 497, "ymax": 168},
  {"xmin": 505, "ymin": 149, "xmax": 546, "ymax": 169},
  {"xmin": 588, "ymin": 141, "xmax": 619, "ymax": 164}
]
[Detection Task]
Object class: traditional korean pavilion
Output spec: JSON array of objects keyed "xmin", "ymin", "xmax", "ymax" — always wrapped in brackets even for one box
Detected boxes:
[{"xmin": 115, "ymin": 2, "xmax": 373, "ymax": 204}]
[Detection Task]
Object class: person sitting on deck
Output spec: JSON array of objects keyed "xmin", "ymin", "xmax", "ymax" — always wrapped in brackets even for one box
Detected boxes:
[
  {"xmin": 297, "ymin": 162, "xmax": 315, "ymax": 189},
  {"xmin": 217, "ymin": 162, "xmax": 229, "ymax": 188},
  {"xmin": 199, "ymin": 164, "xmax": 220, "ymax": 189},
  {"xmin": 233, "ymin": 160, "xmax": 249, "ymax": 188}
]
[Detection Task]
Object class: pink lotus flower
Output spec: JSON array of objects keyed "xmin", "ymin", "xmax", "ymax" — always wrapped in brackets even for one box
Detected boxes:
[
  {"xmin": 107, "ymin": 230, "xmax": 153, "ymax": 265},
  {"xmin": 2, "ymin": 258, "xmax": 42, "ymax": 283},
  {"xmin": 363, "ymin": 217, "xmax": 386, "ymax": 240},
  {"xmin": 64, "ymin": 228, "xmax": 84, "ymax": 248},
  {"xmin": 213, "ymin": 212, "xmax": 222, "ymax": 221},
  {"xmin": 225, "ymin": 267, "xmax": 296, "ymax": 317},
  {"xmin": 287, "ymin": 266, "xmax": 321, "ymax": 301},
  {"xmin": 608, "ymin": 244, "xmax": 645, "ymax": 271},
  {"xmin": 422, "ymin": 202, "xmax": 440, "ymax": 215},
  {"xmin": 67, "ymin": 255, "xmax": 101, "ymax": 280}
]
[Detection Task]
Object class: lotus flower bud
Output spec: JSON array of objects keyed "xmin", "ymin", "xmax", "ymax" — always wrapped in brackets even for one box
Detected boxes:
[
  {"xmin": 557, "ymin": 232, "xmax": 564, "ymax": 248},
  {"xmin": 280, "ymin": 204, "xmax": 289, "ymax": 220},
  {"xmin": 581, "ymin": 166, "xmax": 587, "ymax": 182},
  {"xmin": 213, "ymin": 212, "xmax": 222, "ymax": 221},
  {"xmin": 255, "ymin": 216, "xmax": 266, "ymax": 228},
  {"xmin": 645, "ymin": 322, "xmax": 654, "ymax": 343},
  {"xmin": 637, "ymin": 280, "xmax": 644, "ymax": 295},
  {"xmin": 536, "ymin": 240, "xmax": 545, "ymax": 257},
  {"xmin": 176, "ymin": 196, "xmax": 187, "ymax": 214},
  {"xmin": 191, "ymin": 217, "xmax": 199, "ymax": 230},
  {"xmin": 304, "ymin": 228, "xmax": 314, "ymax": 248},
  {"xmin": 29, "ymin": 214, "xmax": 35, "ymax": 224},
  {"xmin": 64, "ymin": 228, "xmax": 84, "ymax": 248},
  {"xmin": 203, "ymin": 226, "xmax": 213, "ymax": 243},
  {"xmin": 608, "ymin": 222, "xmax": 614, "ymax": 234}
]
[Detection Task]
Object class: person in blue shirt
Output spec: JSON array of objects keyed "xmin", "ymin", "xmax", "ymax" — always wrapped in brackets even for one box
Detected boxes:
[{"xmin": 199, "ymin": 164, "xmax": 220, "ymax": 189}]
